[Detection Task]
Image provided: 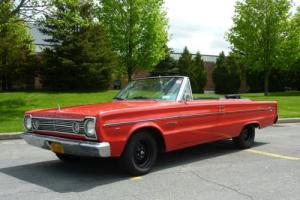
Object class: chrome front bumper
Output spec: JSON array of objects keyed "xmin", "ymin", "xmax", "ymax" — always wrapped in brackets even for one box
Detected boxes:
[{"xmin": 22, "ymin": 132, "xmax": 111, "ymax": 157}]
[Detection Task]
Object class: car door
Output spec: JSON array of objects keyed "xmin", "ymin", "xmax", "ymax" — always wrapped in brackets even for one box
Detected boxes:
[{"xmin": 169, "ymin": 81, "xmax": 221, "ymax": 148}]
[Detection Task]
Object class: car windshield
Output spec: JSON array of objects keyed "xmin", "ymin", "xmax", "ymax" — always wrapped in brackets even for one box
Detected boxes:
[{"xmin": 114, "ymin": 77, "xmax": 183, "ymax": 101}]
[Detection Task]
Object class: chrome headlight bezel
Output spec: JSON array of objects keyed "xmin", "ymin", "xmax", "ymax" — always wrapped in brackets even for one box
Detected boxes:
[
  {"xmin": 24, "ymin": 114, "xmax": 32, "ymax": 131},
  {"xmin": 72, "ymin": 121, "xmax": 80, "ymax": 134},
  {"xmin": 32, "ymin": 118, "xmax": 39, "ymax": 130},
  {"xmin": 84, "ymin": 117, "xmax": 97, "ymax": 139}
]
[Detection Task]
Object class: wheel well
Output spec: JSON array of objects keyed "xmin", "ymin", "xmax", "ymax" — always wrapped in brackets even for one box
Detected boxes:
[
  {"xmin": 245, "ymin": 123, "xmax": 260, "ymax": 129},
  {"xmin": 129, "ymin": 127, "xmax": 166, "ymax": 153}
]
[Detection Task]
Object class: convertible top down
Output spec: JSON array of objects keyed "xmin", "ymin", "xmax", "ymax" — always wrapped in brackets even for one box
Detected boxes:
[{"xmin": 23, "ymin": 76, "xmax": 277, "ymax": 175}]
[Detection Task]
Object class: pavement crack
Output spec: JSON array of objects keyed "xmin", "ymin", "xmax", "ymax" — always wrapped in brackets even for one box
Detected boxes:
[{"xmin": 191, "ymin": 171, "xmax": 254, "ymax": 200}]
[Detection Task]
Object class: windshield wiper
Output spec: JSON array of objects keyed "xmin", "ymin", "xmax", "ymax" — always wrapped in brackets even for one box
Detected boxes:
[
  {"xmin": 131, "ymin": 96, "xmax": 159, "ymax": 101},
  {"xmin": 113, "ymin": 97, "xmax": 125, "ymax": 100},
  {"xmin": 131, "ymin": 96, "xmax": 150, "ymax": 100}
]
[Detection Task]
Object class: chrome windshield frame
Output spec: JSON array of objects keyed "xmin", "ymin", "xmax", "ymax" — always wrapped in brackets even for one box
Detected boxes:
[{"xmin": 114, "ymin": 76, "xmax": 192, "ymax": 102}]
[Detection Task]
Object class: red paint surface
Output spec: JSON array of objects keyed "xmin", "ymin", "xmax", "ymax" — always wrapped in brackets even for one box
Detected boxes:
[{"xmin": 26, "ymin": 99, "xmax": 277, "ymax": 157}]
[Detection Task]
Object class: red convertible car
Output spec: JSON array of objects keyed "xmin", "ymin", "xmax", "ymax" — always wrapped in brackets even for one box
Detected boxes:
[{"xmin": 23, "ymin": 76, "xmax": 277, "ymax": 175}]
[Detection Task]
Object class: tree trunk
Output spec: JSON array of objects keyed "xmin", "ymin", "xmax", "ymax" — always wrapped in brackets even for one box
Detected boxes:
[
  {"xmin": 127, "ymin": 0, "xmax": 134, "ymax": 82},
  {"xmin": 127, "ymin": 65, "xmax": 132, "ymax": 82},
  {"xmin": 1, "ymin": 75, "xmax": 7, "ymax": 91}
]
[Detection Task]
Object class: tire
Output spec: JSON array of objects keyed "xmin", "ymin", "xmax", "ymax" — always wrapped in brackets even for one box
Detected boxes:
[
  {"xmin": 233, "ymin": 126, "xmax": 255, "ymax": 149},
  {"xmin": 55, "ymin": 153, "xmax": 79, "ymax": 162},
  {"xmin": 120, "ymin": 132, "xmax": 158, "ymax": 176}
]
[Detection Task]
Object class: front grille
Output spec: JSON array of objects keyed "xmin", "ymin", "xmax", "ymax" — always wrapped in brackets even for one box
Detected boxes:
[{"xmin": 33, "ymin": 118, "xmax": 85, "ymax": 135}]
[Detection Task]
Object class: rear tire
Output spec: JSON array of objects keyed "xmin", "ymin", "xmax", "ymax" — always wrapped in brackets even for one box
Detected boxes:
[
  {"xmin": 120, "ymin": 132, "xmax": 158, "ymax": 176},
  {"xmin": 233, "ymin": 126, "xmax": 255, "ymax": 149}
]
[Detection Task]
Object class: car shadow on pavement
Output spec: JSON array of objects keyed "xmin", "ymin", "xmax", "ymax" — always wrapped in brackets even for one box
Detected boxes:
[{"xmin": 0, "ymin": 140, "xmax": 267, "ymax": 193}]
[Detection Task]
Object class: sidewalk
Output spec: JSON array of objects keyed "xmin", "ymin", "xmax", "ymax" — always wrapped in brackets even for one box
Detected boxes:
[{"xmin": 0, "ymin": 118, "xmax": 299, "ymax": 140}]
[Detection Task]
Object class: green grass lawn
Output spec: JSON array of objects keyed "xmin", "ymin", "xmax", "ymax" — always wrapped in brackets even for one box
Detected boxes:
[{"xmin": 0, "ymin": 90, "xmax": 299, "ymax": 133}]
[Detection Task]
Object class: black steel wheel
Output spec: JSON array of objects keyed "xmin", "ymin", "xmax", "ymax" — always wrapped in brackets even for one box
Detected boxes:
[
  {"xmin": 120, "ymin": 132, "xmax": 158, "ymax": 176},
  {"xmin": 233, "ymin": 126, "xmax": 255, "ymax": 149}
]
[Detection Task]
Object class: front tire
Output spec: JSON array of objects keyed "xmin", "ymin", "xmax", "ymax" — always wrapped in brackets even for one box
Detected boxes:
[
  {"xmin": 233, "ymin": 126, "xmax": 255, "ymax": 149},
  {"xmin": 120, "ymin": 132, "xmax": 158, "ymax": 176}
]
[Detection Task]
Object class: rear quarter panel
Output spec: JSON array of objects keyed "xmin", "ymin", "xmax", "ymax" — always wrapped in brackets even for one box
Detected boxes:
[{"xmin": 217, "ymin": 100, "xmax": 277, "ymax": 138}]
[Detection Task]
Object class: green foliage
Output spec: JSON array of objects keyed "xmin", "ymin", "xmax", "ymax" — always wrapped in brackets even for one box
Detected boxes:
[
  {"xmin": 99, "ymin": 0, "xmax": 168, "ymax": 81},
  {"xmin": 0, "ymin": 0, "xmax": 48, "ymax": 24},
  {"xmin": 177, "ymin": 47, "xmax": 207, "ymax": 93},
  {"xmin": 177, "ymin": 47, "xmax": 193, "ymax": 76},
  {"xmin": 191, "ymin": 52, "xmax": 207, "ymax": 93},
  {"xmin": 151, "ymin": 51, "xmax": 179, "ymax": 76},
  {"xmin": 39, "ymin": 0, "xmax": 117, "ymax": 90},
  {"xmin": 289, "ymin": 59, "xmax": 300, "ymax": 90},
  {"xmin": 0, "ymin": 0, "xmax": 35, "ymax": 90},
  {"xmin": 281, "ymin": 7, "xmax": 300, "ymax": 67},
  {"xmin": 286, "ymin": 7, "xmax": 300, "ymax": 90},
  {"xmin": 246, "ymin": 68, "xmax": 289, "ymax": 92},
  {"xmin": 212, "ymin": 52, "xmax": 241, "ymax": 94},
  {"xmin": 227, "ymin": 0, "xmax": 292, "ymax": 95}
]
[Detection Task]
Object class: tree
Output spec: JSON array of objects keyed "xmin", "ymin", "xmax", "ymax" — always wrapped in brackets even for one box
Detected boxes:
[
  {"xmin": 191, "ymin": 52, "xmax": 207, "ymax": 93},
  {"xmin": 227, "ymin": 0, "xmax": 292, "ymax": 96},
  {"xmin": 0, "ymin": 0, "xmax": 49, "ymax": 24},
  {"xmin": 212, "ymin": 52, "xmax": 241, "ymax": 94},
  {"xmin": 287, "ymin": 7, "xmax": 300, "ymax": 90},
  {"xmin": 0, "ymin": 1, "xmax": 34, "ymax": 90},
  {"xmin": 177, "ymin": 47, "xmax": 193, "ymax": 76},
  {"xmin": 177, "ymin": 47, "xmax": 207, "ymax": 93},
  {"xmin": 99, "ymin": 0, "xmax": 168, "ymax": 81},
  {"xmin": 39, "ymin": 0, "xmax": 117, "ymax": 90},
  {"xmin": 151, "ymin": 49, "xmax": 178, "ymax": 76}
]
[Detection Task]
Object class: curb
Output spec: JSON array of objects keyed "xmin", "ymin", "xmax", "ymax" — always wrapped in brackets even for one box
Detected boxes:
[
  {"xmin": 278, "ymin": 118, "xmax": 300, "ymax": 124},
  {"xmin": 0, "ymin": 118, "xmax": 300, "ymax": 141},
  {"xmin": 0, "ymin": 132, "xmax": 22, "ymax": 140}
]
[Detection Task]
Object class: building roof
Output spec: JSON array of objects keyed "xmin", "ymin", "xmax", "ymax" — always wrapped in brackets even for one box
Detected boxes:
[{"xmin": 171, "ymin": 53, "xmax": 218, "ymax": 63}]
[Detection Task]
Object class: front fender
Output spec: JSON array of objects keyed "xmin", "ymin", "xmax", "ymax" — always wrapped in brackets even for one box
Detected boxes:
[
  {"xmin": 128, "ymin": 121, "xmax": 164, "ymax": 137},
  {"xmin": 103, "ymin": 121, "xmax": 165, "ymax": 157}
]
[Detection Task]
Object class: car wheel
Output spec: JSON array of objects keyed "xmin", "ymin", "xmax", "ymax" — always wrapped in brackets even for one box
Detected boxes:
[
  {"xmin": 233, "ymin": 126, "xmax": 255, "ymax": 149},
  {"xmin": 120, "ymin": 132, "xmax": 158, "ymax": 176},
  {"xmin": 55, "ymin": 153, "xmax": 78, "ymax": 162}
]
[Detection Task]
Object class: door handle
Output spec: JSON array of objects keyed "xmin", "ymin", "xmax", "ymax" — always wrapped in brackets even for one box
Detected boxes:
[{"xmin": 219, "ymin": 105, "xmax": 225, "ymax": 112}]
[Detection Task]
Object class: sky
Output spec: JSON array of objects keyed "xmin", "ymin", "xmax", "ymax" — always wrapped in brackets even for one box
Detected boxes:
[{"xmin": 165, "ymin": 0, "xmax": 300, "ymax": 55}]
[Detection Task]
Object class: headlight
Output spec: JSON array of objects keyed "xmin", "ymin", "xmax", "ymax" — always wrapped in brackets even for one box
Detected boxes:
[
  {"xmin": 24, "ymin": 115, "xmax": 32, "ymax": 130},
  {"xmin": 84, "ymin": 118, "xmax": 96, "ymax": 138}
]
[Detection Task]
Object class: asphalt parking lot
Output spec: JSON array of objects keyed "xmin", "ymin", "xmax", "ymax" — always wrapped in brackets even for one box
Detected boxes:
[{"xmin": 0, "ymin": 123, "xmax": 299, "ymax": 200}]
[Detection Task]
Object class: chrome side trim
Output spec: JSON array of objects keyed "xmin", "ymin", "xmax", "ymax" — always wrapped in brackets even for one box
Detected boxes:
[{"xmin": 103, "ymin": 108, "xmax": 270, "ymax": 127}]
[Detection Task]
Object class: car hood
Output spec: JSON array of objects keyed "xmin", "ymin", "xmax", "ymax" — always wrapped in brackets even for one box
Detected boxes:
[{"xmin": 28, "ymin": 100, "xmax": 174, "ymax": 118}]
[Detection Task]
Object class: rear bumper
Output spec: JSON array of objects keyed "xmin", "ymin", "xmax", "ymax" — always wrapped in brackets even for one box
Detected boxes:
[{"xmin": 22, "ymin": 132, "xmax": 111, "ymax": 157}]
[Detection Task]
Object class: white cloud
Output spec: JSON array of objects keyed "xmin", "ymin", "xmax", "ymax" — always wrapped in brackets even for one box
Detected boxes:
[{"xmin": 165, "ymin": 0, "xmax": 300, "ymax": 55}]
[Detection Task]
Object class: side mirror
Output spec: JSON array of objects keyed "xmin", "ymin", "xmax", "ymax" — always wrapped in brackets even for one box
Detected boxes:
[{"xmin": 182, "ymin": 93, "xmax": 192, "ymax": 102}]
